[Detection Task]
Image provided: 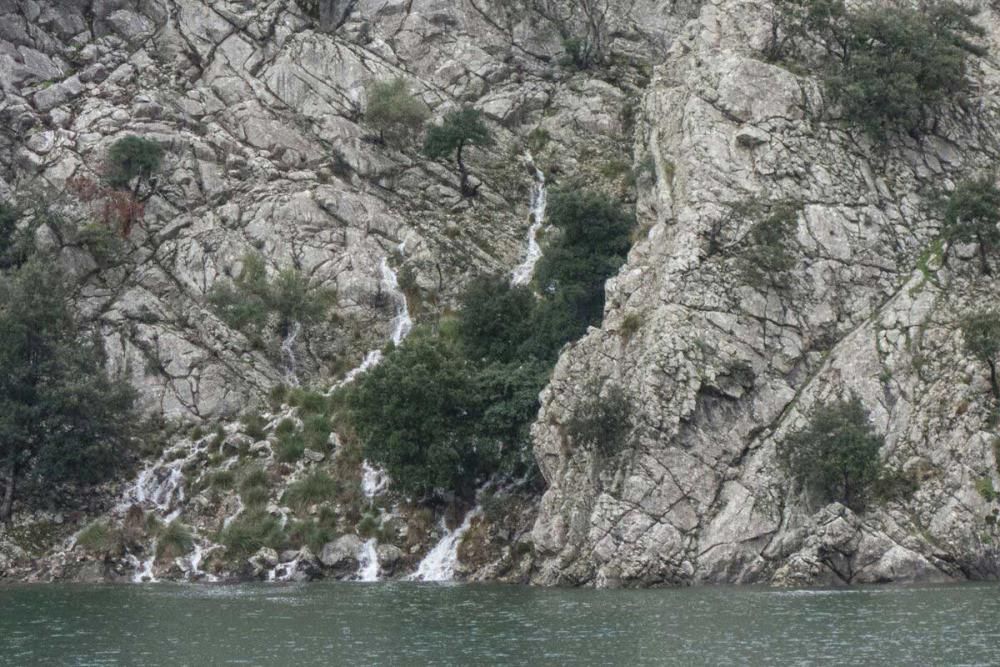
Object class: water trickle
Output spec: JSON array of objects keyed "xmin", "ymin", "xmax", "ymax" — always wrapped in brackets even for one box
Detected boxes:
[
  {"xmin": 361, "ymin": 461, "xmax": 388, "ymax": 499},
  {"xmin": 280, "ymin": 320, "xmax": 302, "ymax": 387},
  {"xmin": 511, "ymin": 152, "xmax": 547, "ymax": 286},
  {"xmin": 355, "ymin": 539, "xmax": 380, "ymax": 582},
  {"xmin": 409, "ymin": 507, "xmax": 482, "ymax": 582}
]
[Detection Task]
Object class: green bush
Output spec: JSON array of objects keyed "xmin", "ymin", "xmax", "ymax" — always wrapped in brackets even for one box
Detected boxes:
[
  {"xmin": 76, "ymin": 520, "xmax": 123, "ymax": 554},
  {"xmin": 365, "ymin": 78, "xmax": 429, "ymax": 146},
  {"xmin": 155, "ymin": 521, "xmax": 194, "ymax": 562},
  {"xmin": 0, "ymin": 202, "xmax": 19, "ymax": 262},
  {"xmin": 777, "ymin": 396, "xmax": 884, "ymax": 511},
  {"xmin": 961, "ymin": 310, "xmax": 1000, "ymax": 400},
  {"xmin": 0, "ymin": 259, "xmax": 138, "ymax": 521},
  {"xmin": 282, "ymin": 471, "xmax": 339, "ymax": 512},
  {"xmin": 769, "ymin": 0, "xmax": 985, "ymax": 137},
  {"xmin": 560, "ymin": 36, "xmax": 593, "ymax": 70},
  {"xmin": 241, "ymin": 413, "xmax": 268, "ymax": 441},
  {"xmin": 208, "ymin": 252, "xmax": 335, "ymax": 343},
  {"xmin": 735, "ymin": 201, "xmax": 800, "ymax": 289},
  {"xmin": 534, "ymin": 189, "xmax": 635, "ymax": 330},
  {"xmin": 76, "ymin": 223, "xmax": 125, "ymax": 268},
  {"xmin": 276, "ymin": 431, "xmax": 307, "ymax": 463},
  {"xmin": 240, "ymin": 467, "xmax": 270, "ymax": 492},
  {"xmin": 106, "ymin": 136, "xmax": 164, "ymax": 192},
  {"xmin": 943, "ymin": 176, "xmax": 1000, "ymax": 274},
  {"xmin": 302, "ymin": 414, "xmax": 332, "ymax": 449},
  {"xmin": 219, "ymin": 512, "xmax": 285, "ymax": 559},
  {"xmin": 209, "ymin": 470, "xmax": 235, "ymax": 490},
  {"xmin": 565, "ymin": 382, "xmax": 632, "ymax": 456}
]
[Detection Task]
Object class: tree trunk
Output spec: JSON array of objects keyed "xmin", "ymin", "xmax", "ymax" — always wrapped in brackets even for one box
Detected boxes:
[
  {"xmin": 456, "ymin": 141, "xmax": 470, "ymax": 196},
  {"xmin": 1, "ymin": 460, "xmax": 15, "ymax": 524}
]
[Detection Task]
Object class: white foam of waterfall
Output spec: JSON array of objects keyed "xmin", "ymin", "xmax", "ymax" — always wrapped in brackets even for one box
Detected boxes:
[
  {"xmin": 335, "ymin": 246, "xmax": 414, "ymax": 390},
  {"xmin": 361, "ymin": 460, "xmax": 388, "ymax": 499},
  {"xmin": 280, "ymin": 320, "xmax": 302, "ymax": 387},
  {"xmin": 409, "ymin": 507, "xmax": 482, "ymax": 582},
  {"xmin": 511, "ymin": 152, "xmax": 547, "ymax": 286},
  {"xmin": 355, "ymin": 538, "xmax": 380, "ymax": 582}
]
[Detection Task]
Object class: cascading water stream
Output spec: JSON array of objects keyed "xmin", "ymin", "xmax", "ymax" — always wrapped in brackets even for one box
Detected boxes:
[
  {"xmin": 511, "ymin": 152, "xmax": 547, "ymax": 286},
  {"xmin": 280, "ymin": 320, "xmax": 302, "ymax": 387},
  {"xmin": 409, "ymin": 507, "xmax": 482, "ymax": 582}
]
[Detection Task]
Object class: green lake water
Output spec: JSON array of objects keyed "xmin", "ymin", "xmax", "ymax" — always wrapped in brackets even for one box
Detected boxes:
[{"xmin": 1, "ymin": 581, "xmax": 998, "ymax": 665}]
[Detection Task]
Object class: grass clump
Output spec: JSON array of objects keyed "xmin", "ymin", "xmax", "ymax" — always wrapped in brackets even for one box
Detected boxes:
[
  {"xmin": 219, "ymin": 512, "xmax": 285, "ymax": 559},
  {"xmin": 282, "ymin": 471, "xmax": 339, "ymax": 512},
  {"xmin": 76, "ymin": 520, "xmax": 123, "ymax": 555},
  {"xmin": 155, "ymin": 521, "xmax": 194, "ymax": 562}
]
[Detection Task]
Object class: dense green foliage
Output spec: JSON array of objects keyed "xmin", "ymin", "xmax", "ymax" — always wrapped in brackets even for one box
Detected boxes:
[
  {"xmin": 344, "ymin": 189, "xmax": 634, "ymax": 498},
  {"xmin": 961, "ymin": 310, "xmax": 1000, "ymax": 399},
  {"xmin": 943, "ymin": 176, "xmax": 1000, "ymax": 274},
  {"xmin": 770, "ymin": 0, "xmax": 985, "ymax": 137},
  {"xmin": 208, "ymin": 252, "xmax": 335, "ymax": 343},
  {"xmin": 365, "ymin": 78, "xmax": 429, "ymax": 146},
  {"xmin": 423, "ymin": 108, "xmax": 494, "ymax": 196},
  {"xmin": 0, "ymin": 202, "xmax": 18, "ymax": 263},
  {"xmin": 106, "ymin": 136, "xmax": 164, "ymax": 192},
  {"xmin": 777, "ymin": 396, "xmax": 884, "ymax": 511},
  {"xmin": 535, "ymin": 189, "xmax": 635, "ymax": 328},
  {"xmin": 0, "ymin": 259, "xmax": 138, "ymax": 521}
]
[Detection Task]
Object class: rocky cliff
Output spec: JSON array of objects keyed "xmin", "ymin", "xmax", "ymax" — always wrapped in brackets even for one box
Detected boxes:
[
  {"xmin": 2, "ymin": 0, "xmax": 999, "ymax": 586},
  {"xmin": 530, "ymin": 0, "xmax": 1000, "ymax": 586}
]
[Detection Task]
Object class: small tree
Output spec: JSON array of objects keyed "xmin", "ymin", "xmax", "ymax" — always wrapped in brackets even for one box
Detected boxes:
[
  {"xmin": 735, "ymin": 201, "xmax": 800, "ymax": 289},
  {"xmin": 943, "ymin": 176, "xmax": 1000, "ymax": 274},
  {"xmin": 365, "ymin": 78, "xmax": 429, "ymax": 146},
  {"xmin": 961, "ymin": 311, "xmax": 1000, "ymax": 400},
  {"xmin": 777, "ymin": 395, "xmax": 883, "ymax": 511},
  {"xmin": 0, "ymin": 259, "xmax": 138, "ymax": 522},
  {"xmin": 423, "ymin": 107, "xmax": 494, "ymax": 197},
  {"xmin": 106, "ymin": 136, "xmax": 164, "ymax": 196}
]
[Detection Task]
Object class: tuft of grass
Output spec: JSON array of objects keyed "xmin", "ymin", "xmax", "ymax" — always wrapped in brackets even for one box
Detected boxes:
[
  {"xmin": 76, "ymin": 520, "xmax": 122, "ymax": 554},
  {"xmin": 219, "ymin": 512, "xmax": 285, "ymax": 559},
  {"xmin": 209, "ymin": 470, "xmax": 235, "ymax": 490},
  {"xmin": 268, "ymin": 384, "xmax": 288, "ymax": 410},
  {"xmin": 241, "ymin": 413, "xmax": 268, "ymax": 441},
  {"xmin": 156, "ymin": 521, "xmax": 194, "ymax": 562},
  {"xmin": 275, "ymin": 418, "xmax": 297, "ymax": 437},
  {"xmin": 976, "ymin": 476, "xmax": 998, "ymax": 503},
  {"xmin": 241, "ymin": 467, "xmax": 269, "ymax": 491},
  {"xmin": 302, "ymin": 414, "xmax": 332, "ymax": 449},
  {"xmin": 282, "ymin": 471, "xmax": 339, "ymax": 512},
  {"xmin": 276, "ymin": 432, "xmax": 306, "ymax": 463}
]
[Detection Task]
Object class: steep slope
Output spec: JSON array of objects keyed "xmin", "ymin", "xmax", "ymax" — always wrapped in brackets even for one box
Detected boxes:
[{"xmin": 530, "ymin": 0, "xmax": 1000, "ymax": 586}]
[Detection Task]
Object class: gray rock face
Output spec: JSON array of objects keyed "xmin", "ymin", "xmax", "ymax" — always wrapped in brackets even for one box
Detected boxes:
[
  {"xmin": 320, "ymin": 534, "xmax": 362, "ymax": 571},
  {"xmin": 530, "ymin": 0, "xmax": 1000, "ymax": 587}
]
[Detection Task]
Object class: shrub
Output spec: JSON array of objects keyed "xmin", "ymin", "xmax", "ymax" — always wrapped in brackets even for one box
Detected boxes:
[
  {"xmin": 0, "ymin": 202, "xmax": 19, "ymax": 261},
  {"xmin": 76, "ymin": 520, "xmax": 123, "ymax": 554},
  {"xmin": 777, "ymin": 395, "xmax": 884, "ymax": 511},
  {"xmin": 769, "ymin": 0, "xmax": 985, "ymax": 137},
  {"xmin": 282, "ymin": 471, "xmax": 339, "ymax": 512},
  {"xmin": 423, "ymin": 107, "xmax": 494, "ymax": 197},
  {"xmin": 560, "ymin": 36, "xmax": 593, "ymax": 70},
  {"xmin": 455, "ymin": 275, "xmax": 536, "ymax": 363},
  {"xmin": 156, "ymin": 521, "xmax": 194, "ymax": 562},
  {"xmin": 943, "ymin": 176, "xmax": 1000, "ymax": 274},
  {"xmin": 241, "ymin": 413, "xmax": 268, "ymax": 441},
  {"xmin": 365, "ymin": 78, "xmax": 429, "ymax": 146},
  {"xmin": 209, "ymin": 470, "xmax": 235, "ymax": 490},
  {"xmin": 302, "ymin": 414, "xmax": 332, "ymax": 449},
  {"xmin": 76, "ymin": 222, "xmax": 125, "ymax": 268},
  {"xmin": 961, "ymin": 311, "xmax": 1000, "ymax": 400},
  {"xmin": 534, "ymin": 189, "xmax": 635, "ymax": 330},
  {"xmin": 219, "ymin": 511, "xmax": 285, "ymax": 559},
  {"xmin": 286, "ymin": 518, "xmax": 337, "ymax": 553},
  {"xmin": 0, "ymin": 259, "xmax": 138, "ymax": 521},
  {"xmin": 240, "ymin": 467, "xmax": 270, "ymax": 492},
  {"xmin": 620, "ymin": 312, "xmax": 643, "ymax": 339},
  {"xmin": 208, "ymin": 252, "xmax": 335, "ymax": 343},
  {"xmin": 276, "ymin": 431, "xmax": 306, "ymax": 463},
  {"xmin": 565, "ymin": 382, "xmax": 632, "ymax": 456},
  {"xmin": 735, "ymin": 201, "xmax": 800, "ymax": 289}
]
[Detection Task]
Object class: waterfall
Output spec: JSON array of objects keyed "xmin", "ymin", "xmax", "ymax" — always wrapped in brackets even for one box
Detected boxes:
[
  {"xmin": 511, "ymin": 152, "xmax": 547, "ymax": 286},
  {"xmin": 409, "ymin": 507, "xmax": 482, "ymax": 582},
  {"xmin": 280, "ymin": 320, "xmax": 302, "ymax": 387},
  {"xmin": 336, "ymin": 246, "xmax": 414, "ymax": 388},
  {"xmin": 354, "ymin": 538, "xmax": 380, "ymax": 582},
  {"xmin": 361, "ymin": 460, "xmax": 388, "ymax": 498}
]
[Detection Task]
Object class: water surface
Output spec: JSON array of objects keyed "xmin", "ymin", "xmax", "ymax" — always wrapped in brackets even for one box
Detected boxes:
[{"xmin": 2, "ymin": 581, "xmax": 998, "ymax": 665}]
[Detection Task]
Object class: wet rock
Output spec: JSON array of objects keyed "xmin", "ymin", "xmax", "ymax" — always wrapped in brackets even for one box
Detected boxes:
[{"xmin": 320, "ymin": 535, "xmax": 362, "ymax": 572}]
